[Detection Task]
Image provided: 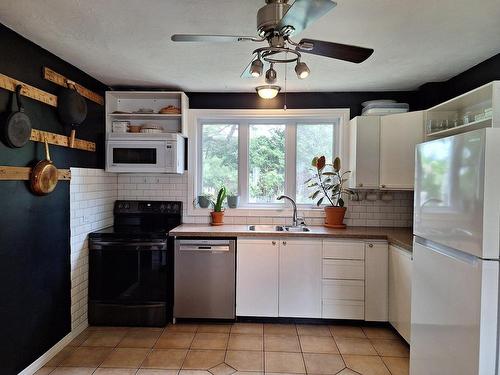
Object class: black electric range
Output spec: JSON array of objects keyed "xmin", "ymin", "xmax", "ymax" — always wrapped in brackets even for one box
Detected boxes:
[{"xmin": 88, "ymin": 200, "xmax": 182, "ymax": 327}]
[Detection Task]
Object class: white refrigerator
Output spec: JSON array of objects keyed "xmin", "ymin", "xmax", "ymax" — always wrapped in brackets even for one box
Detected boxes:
[{"xmin": 412, "ymin": 128, "xmax": 500, "ymax": 375}]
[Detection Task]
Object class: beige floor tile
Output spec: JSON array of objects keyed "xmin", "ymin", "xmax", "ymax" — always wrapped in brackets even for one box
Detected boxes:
[
  {"xmin": 165, "ymin": 324, "xmax": 199, "ymax": 333},
  {"xmin": 382, "ymin": 356, "xmax": 409, "ymax": 375},
  {"xmin": 330, "ymin": 325, "xmax": 366, "ymax": 339},
  {"xmin": 191, "ymin": 333, "xmax": 229, "ymax": 350},
  {"xmin": 343, "ymin": 355, "xmax": 391, "ymax": 375},
  {"xmin": 231, "ymin": 323, "xmax": 263, "ymax": 335},
  {"xmin": 100, "ymin": 347, "xmax": 150, "ymax": 368},
  {"xmin": 302, "ymin": 353, "xmax": 345, "ymax": 375},
  {"xmin": 265, "ymin": 352, "xmax": 305, "ymax": 374},
  {"xmin": 50, "ymin": 367, "xmax": 96, "ymax": 375},
  {"xmin": 335, "ymin": 337, "xmax": 378, "ymax": 356},
  {"xmin": 34, "ymin": 367, "xmax": 55, "ymax": 375},
  {"xmin": 264, "ymin": 335, "xmax": 301, "ymax": 353},
  {"xmin": 45, "ymin": 346, "xmax": 76, "ymax": 366},
  {"xmin": 299, "ymin": 335, "xmax": 339, "ymax": 354},
  {"xmin": 209, "ymin": 362, "xmax": 237, "ymax": 375},
  {"xmin": 197, "ymin": 324, "xmax": 232, "ymax": 334},
  {"xmin": 370, "ymin": 339, "xmax": 409, "ymax": 358},
  {"xmin": 156, "ymin": 332, "xmax": 195, "ymax": 349},
  {"xmin": 137, "ymin": 370, "xmax": 179, "ymax": 375},
  {"xmin": 263, "ymin": 324, "xmax": 297, "ymax": 336},
  {"xmin": 68, "ymin": 330, "xmax": 92, "ymax": 347},
  {"xmin": 232, "ymin": 373, "xmax": 263, "ymax": 375},
  {"xmin": 94, "ymin": 369, "xmax": 138, "ymax": 375},
  {"xmin": 361, "ymin": 327, "xmax": 398, "ymax": 340},
  {"xmin": 227, "ymin": 334, "xmax": 263, "ymax": 351},
  {"xmin": 81, "ymin": 330, "xmax": 127, "ymax": 347},
  {"xmin": 179, "ymin": 371, "xmax": 212, "ymax": 375},
  {"xmin": 336, "ymin": 369, "xmax": 360, "ymax": 375},
  {"xmin": 60, "ymin": 347, "xmax": 113, "ymax": 367},
  {"xmin": 225, "ymin": 350, "xmax": 264, "ymax": 372},
  {"xmin": 182, "ymin": 350, "xmax": 225, "ymax": 370},
  {"xmin": 119, "ymin": 329, "xmax": 162, "ymax": 348},
  {"xmin": 142, "ymin": 349, "xmax": 188, "ymax": 369},
  {"xmin": 296, "ymin": 324, "xmax": 331, "ymax": 337}
]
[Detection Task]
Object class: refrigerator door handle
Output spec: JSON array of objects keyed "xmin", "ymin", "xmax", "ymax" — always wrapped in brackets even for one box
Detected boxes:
[{"xmin": 415, "ymin": 236, "xmax": 479, "ymax": 266}]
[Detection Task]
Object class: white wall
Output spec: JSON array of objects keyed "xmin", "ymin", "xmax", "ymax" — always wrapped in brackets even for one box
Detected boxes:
[
  {"xmin": 117, "ymin": 172, "xmax": 413, "ymax": 227},
  {"xmin": 69, "ymin": 168, "xmax": 117, "ymax": 330}
]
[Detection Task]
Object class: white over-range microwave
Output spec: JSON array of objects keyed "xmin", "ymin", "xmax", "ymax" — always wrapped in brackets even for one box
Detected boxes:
[{"xmin": 105, "ymin": 133, "xmax": 185, "ymax": 174}]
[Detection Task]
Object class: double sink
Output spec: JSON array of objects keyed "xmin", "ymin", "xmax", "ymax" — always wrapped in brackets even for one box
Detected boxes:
[{"xmin": 248, "ymin": 225, "xmax": 310, "ymax": 232}]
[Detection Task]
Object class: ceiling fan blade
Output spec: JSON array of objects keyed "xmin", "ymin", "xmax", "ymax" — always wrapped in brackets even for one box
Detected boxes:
[
  {"xmin": 296, "ymin": 38, "xmax": 374, "ymax": 63},
  {"xmin": 171, "ymin": 34, "xmax": 257, "ymax": 42},
  {"xmin": 277, "ymin": 0, "xmax": 337, "ymax": 36}
]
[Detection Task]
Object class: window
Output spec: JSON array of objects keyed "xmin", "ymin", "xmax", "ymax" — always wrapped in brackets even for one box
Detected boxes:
[{"xmin": 195, "ymin": 110, "xmax": 344, "ymax": 208}]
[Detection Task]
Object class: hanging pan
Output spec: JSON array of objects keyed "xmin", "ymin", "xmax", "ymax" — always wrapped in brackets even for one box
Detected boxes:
[
  {"xmin": 58, "ymin": 80, "xmax": 87, "ymax": 147},
  {"xmin": 30, "ymin": 139, "xmax": 58, "ymax": 195},
  {"xmin": 3, "ymin": 85, "xmax": 32, "ymax": 148}
]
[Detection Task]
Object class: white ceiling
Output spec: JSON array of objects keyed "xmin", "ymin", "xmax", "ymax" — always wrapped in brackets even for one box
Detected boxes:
[{"xmin": 1, "ymin": 0, "xmax": 500, "ymax": 92}]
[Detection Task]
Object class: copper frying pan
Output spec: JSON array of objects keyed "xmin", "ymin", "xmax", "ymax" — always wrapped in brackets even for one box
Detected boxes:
[{"xmin": 30, "ymin": 139, "xmax": 58, "ymax": 195}]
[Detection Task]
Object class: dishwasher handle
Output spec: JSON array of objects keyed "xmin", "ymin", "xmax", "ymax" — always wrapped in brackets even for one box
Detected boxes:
[{"xmin": 179, "ymin": 244, "xmax": 230, "ymax": 252}]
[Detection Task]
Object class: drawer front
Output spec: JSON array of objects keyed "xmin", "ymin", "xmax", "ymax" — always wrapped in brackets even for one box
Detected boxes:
[
  {"xmin": 323, "ymin": 241, "xmax": 365, "ymax": 260},
  {"xmin": 323, "ymin": 259, "xmax": 365, "ymax": 280},
  {"xmin": 322, "ymin": 280, "xmax": 364, "ymax": 301},
  {"xmin": 322, "ymin": 299, "xmax": 364, "ymax": 320}
]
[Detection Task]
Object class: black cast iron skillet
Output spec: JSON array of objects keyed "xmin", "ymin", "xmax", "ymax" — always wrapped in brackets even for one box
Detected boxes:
[
  {"xmin": 58, "ymin": 80, "xmax": 87, "ymax": 147},
  {"xmin": 3, "ymin": 85, "xmax": 32, "ymax": 148}
]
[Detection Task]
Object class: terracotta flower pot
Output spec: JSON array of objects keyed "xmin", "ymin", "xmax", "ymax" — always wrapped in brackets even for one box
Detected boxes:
[
  {"xmin": 324, "ymin": 206, "xmax": 347, "ymax": 229},
  {"xmin": 210, "ymin": 211, "xmax": 225, "ymax": 226}
]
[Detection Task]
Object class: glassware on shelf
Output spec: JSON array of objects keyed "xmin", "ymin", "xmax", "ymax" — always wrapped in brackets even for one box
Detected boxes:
[{"xmin": 463, "ymin": 112, "xmax": 474, "ymax": 124}]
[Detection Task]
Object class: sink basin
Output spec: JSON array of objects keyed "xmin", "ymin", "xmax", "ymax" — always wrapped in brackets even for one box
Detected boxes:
[
  {"xmin": 247, "ymin": 225, "xmax": 284, "ymax": 231},
  {"xmin": 247, "ymin": 225, "xmax": 310, "ymax": 232}
]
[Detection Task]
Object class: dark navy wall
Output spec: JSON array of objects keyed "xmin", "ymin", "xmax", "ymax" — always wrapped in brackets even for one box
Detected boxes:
[{"xmin": 0, "ymin": 24, "xmax": 107, "ymax": 374}]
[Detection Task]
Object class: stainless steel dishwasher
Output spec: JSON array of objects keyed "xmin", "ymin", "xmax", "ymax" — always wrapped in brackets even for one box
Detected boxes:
[{"xmin": 174, "ymin": 238, "xmax": 235, "ymax": 319}]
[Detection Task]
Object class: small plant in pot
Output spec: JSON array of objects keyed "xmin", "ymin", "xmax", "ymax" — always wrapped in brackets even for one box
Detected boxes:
[
  {"xmin": 306, "ymin": 156, "xmax": 353, "ymax": 229},
  {"xmin": 195, "ymin": 194, "xmax": 212, "ymax": 209},
  {"xmin": 226, "ymin": 192, "xmax": 239, "ymax": 208},
  {"xmin": 210, "ymin": 186, "xmax": 227, "ymax": 226}
]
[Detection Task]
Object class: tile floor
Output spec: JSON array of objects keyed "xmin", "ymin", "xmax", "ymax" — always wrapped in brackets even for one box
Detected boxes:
[{"xmin": 35, "ymin": 323, "xmax": 409, "ymax": 375}]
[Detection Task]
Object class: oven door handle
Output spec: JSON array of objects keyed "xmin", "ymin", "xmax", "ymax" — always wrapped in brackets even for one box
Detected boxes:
[{"xmin": 91, "ymin": 241, "xmax": 167, "ymax": 248}]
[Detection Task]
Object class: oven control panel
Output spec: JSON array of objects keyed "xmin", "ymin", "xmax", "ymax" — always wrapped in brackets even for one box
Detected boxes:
[{"xmin": 114, "ymin": 200, "xmax": 182, "ymax": 215}]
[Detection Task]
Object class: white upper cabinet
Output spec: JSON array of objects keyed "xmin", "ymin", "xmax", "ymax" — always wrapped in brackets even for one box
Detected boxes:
[
  {"xmin": 279, "ymin": 239, "xmax": 322, "ymax": 318},
  {"xmin": 236, "ymin": 239, "xmax": 279, "ymax": 317},
  {"xmin": 347, "ymin": 116, "xmax": 381, "ymax": 189},
  {"xmin": 379, "ymin": 111, "xmax": 424, "ymax": 190}
]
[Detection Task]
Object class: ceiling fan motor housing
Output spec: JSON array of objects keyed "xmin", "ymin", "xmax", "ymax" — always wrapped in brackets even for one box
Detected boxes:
[{"xmin": 257, "ymin": 0, "xmax": 291, "ymax": 37}]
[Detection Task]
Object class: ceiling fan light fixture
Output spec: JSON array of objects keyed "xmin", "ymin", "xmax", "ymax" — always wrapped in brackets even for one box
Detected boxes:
[
  {"xmin": 265, "ymin": 64, "xmax": 277, "ymax": 84},
  {"xmin": 256, "ymin": 85, "xmax": 281, "ymax": 99},
  {"xmin": 295, "ymin": 61, "xmax": 310, "ymax": 79},
  {"xmin": 250, "ymin": 59, "xmax": 264, "ymax": 77}
]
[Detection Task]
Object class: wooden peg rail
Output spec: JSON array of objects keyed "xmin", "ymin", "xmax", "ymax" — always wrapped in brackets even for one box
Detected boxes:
[
  {"xmin": 30, "ymin": 129, "xmax": 96, "ymax": 152},
  {"xmin": 0, "ymin": 72, "xmax": 57, "ymax": 107},
  {"xmin": 43, "ymin": 67, "xmax": 104, "ymax": 105},
  {"xmin": 0, "ymin": 166, "xmax": 71, "ymax": 181}
]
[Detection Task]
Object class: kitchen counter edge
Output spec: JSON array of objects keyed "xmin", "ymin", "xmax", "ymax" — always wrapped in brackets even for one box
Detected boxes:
[{"xmin": 169, "ymin": 225, "xmax": 413, "ymax": 251}]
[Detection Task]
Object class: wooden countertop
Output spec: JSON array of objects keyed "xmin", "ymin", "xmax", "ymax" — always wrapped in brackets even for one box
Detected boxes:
[{"xmin": 169, "ymin": 224, "xmax": 413, "ymax": 251}]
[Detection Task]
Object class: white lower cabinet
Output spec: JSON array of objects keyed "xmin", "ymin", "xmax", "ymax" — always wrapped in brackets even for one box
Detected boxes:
[
  {"xmin": 388, "ymin": 244, "xmax": 412, "ymax": 343},
  {"xmin": 279, "ymin": 239, "xmax": 322, "ymax": 318},
  {"xmin": 365, "ymin": 241, "xmax": 389, "ymax": 321},
  {"xmin": 236, "ymin": 239, "xmax": 279, "ymax": 317},
  {"xmin": 236, "ymin": 237, "xmax": 390, "ymax": 322}
]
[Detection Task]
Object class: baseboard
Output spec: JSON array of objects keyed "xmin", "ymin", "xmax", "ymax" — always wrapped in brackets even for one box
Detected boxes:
[{"xmin": 18, "ymin": 322, "xmax": 88, "ymax": 375}]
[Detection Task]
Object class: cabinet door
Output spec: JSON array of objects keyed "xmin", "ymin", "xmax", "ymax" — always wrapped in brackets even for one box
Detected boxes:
[
  {"xmin": 389, "ymin": 245, "xmax": 412, "ymax": 343},
  {"xmin": 365, "ymin": 241, "xmax": 389, "ymax": 321},
  {"xmin": 348, "ymin": 116, "xmax": 380, "ymax": 189},
  {"xmin": 279, "ymin": 239, "xmax": 322, "ymax": 318},
  {"xmin": 236, "ymin": 239, "xmax": 278, "ymax": 317},
  {"xmin": 379, "ymin": 111, "xmax": 424, "ymax": 190}
]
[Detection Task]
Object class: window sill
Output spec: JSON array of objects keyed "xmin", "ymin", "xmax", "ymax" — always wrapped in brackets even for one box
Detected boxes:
[{"xmin": 188, "ymin": 206, "xmax": 326, "ymax": 217}]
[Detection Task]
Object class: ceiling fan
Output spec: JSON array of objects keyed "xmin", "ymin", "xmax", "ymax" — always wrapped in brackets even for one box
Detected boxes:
[{"xmin": 172, "ymin": 0, "xmax": 374, "ymax": 98}]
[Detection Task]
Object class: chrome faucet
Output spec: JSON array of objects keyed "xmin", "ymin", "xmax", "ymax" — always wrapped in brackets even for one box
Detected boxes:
[{"xmin": 277, "ymin": 195, "xmax": 304, "ymax": 227}]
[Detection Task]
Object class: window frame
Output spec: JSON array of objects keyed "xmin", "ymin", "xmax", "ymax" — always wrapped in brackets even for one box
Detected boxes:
[{"xmin": 188, "ymin": 109, "xmax": 350, "ymax": 216}]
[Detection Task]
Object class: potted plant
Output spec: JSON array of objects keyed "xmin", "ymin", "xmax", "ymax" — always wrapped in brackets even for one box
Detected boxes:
[
  {"xmin": 194, "ymin": 194, "xmax": 212, "ymax": 209},
  {"xmin": 226, "ymin": 192, "xmax": 239, "ymax": 208},
  {"xmin": 306, "ymin": 156, "xmax": 353, "ymax": 228},
  {"xmin": 210, "ymin": 186, "xmax": 227, "ymax": 226}
]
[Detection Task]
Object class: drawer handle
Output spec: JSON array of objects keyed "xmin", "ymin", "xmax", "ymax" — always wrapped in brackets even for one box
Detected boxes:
[
  {"xmin": 368, "ymin": 243, "xmax": 374, "ymax": 248},
  {"xmin": 272, "ymin": 241, "xmax": 276, "ymax": 246},
  {"xmin": 282, "ymin": 241, "xmax": 287, "ymax": 246}
]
